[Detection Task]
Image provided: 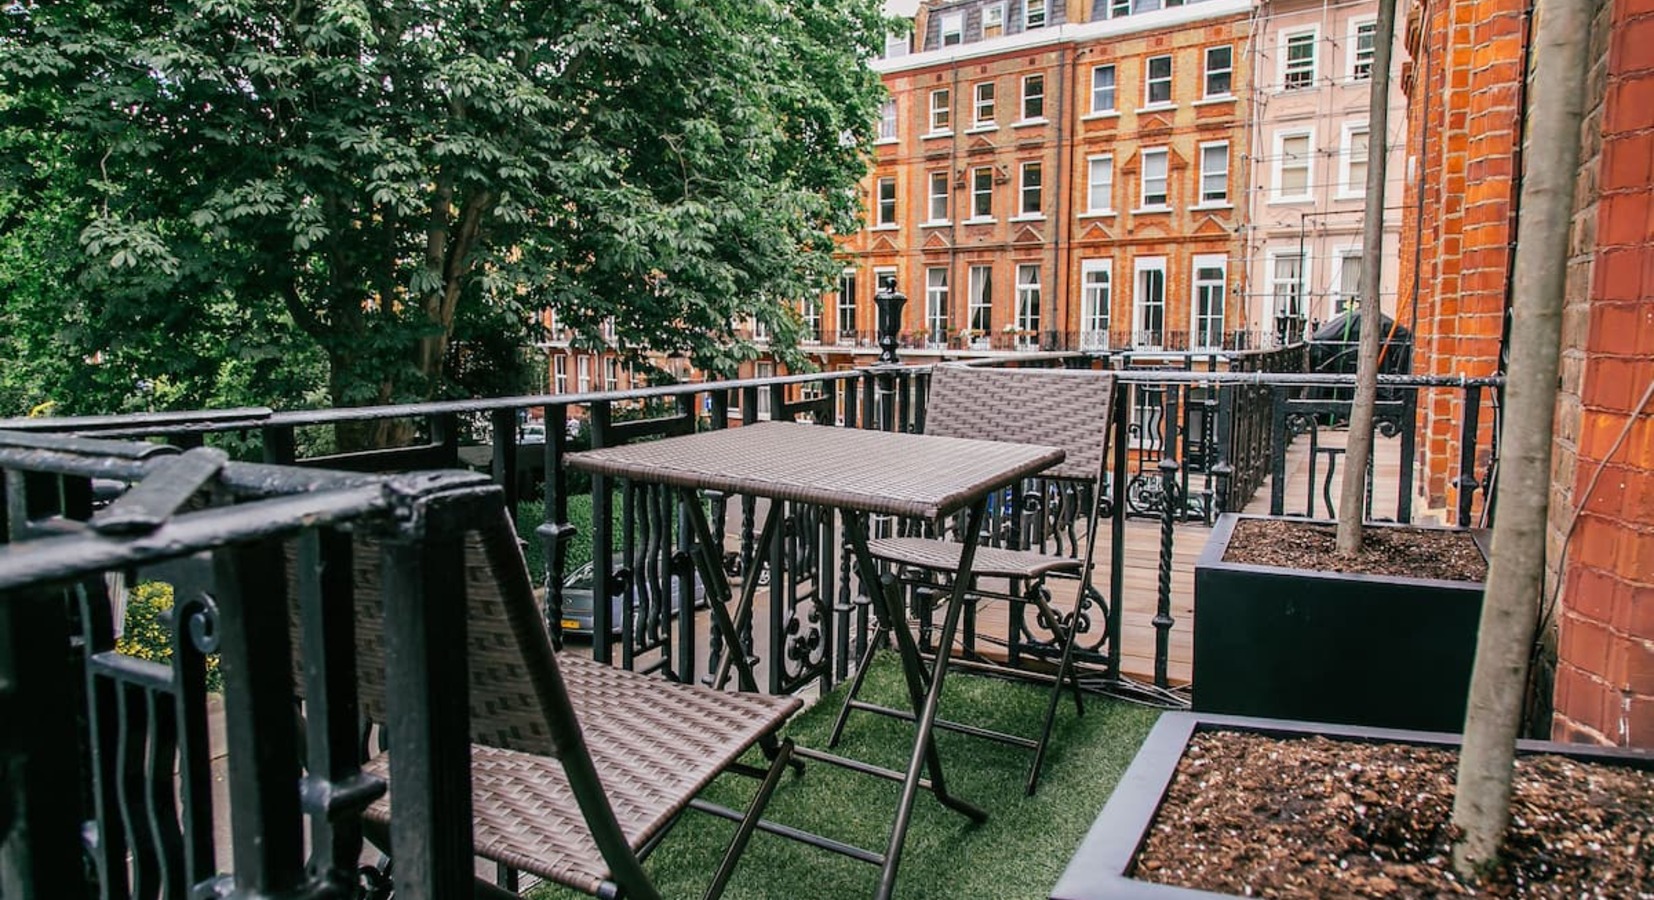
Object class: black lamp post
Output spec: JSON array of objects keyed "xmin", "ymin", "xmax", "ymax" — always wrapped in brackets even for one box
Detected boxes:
[{"xmin": 874, "ymin": 286, "xmax": 908, "ymax": 365}]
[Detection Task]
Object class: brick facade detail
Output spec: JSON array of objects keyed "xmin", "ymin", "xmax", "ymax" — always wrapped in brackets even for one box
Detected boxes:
[{"xmin": 1550, "ymin": 0, "xmax": 1654, "ymax": 748}]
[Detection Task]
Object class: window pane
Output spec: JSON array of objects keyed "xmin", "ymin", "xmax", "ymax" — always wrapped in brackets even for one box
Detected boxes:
[
  {"xmin": 1280, "ymin": 135, "xmax": 1310, "ymax": 195},
  {"xmin": 1142, "ymin": 149, "xmax": 1168, "ymax": 206},
  {"xmin": 972, "ymin": 167, "xmax": 993, "ymax": 217},
  {"xmin": 983, "ymin": 4, "xmax": 1005, "ymax": 37},
  {"xmin": 969, "ymin": 265, "xmax": 993, "ymax": 333},
  {"xmin": 879, "ymin": 100, "xmax": 897, "ymax": 140},
  {"xmin": 1353, "ymin": 22, "xmax": 1376, "ymax": 79},
  {"xmin": 1347, "ymin": 130, "xmax": 1369, "ymax": 193},
  {"xmin": 941, "ymin": 12, "xmax": 963, "ymax": 45},
  {"xmin": 1201, "ymin": 144, "xmax": 1228, "ymax": 202},
  {"xmin": 929, "ymin": 171, "xmax": 949, "ymax": 221},
  {"xmin": 1205, "ymin": 46, "xmax": 1232, "ymax": 96},
  {"xmin": 930, "ymin": 89, "xmax": 950, "ymax": 131},
  {"xmin": 877, "ymin": 177, "xmax": 896, "ymax": 225},
  {"xmin": 1026, "ymin": 0, "xmax": 1047, "ymax": 28},
  {"xmin": 1092, "ymin": 65, "xmax": 1116, "ymax": 112},
  {"xmin": 974, "ymin": 82, "xmax": 996, "ymax": 125},
  {"xmin": 1020, "ymin": 162, "xmax": 1042, "ymax": 215},
  {"xmin": 1147, "ymin": 56, "xmax": 1172, "ymax": 104},
  {"xmin": 1284, "ymin": 33, "xmax": 1316, "ymax": 89},
  {"xmin": 1023, "ymin": 74, "xmax": 1045, "ymax": 119},
  {"xmin": 1088, "ymin": 156, "xmax": 1113, "ymax": 212}
]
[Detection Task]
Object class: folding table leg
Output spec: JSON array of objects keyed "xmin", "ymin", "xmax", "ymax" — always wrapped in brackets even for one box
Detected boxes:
[
  {"xmin": 678, "ymin": 485, "xmax": 781, "ymax": 694},
  {"xmin": 844, "ymin": 506, "xmax": 990, "ymax": 900}
]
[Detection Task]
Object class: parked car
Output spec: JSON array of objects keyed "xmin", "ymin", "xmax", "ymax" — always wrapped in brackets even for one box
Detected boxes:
[{"xmin": 558, "ymin": 554, "xmax": 708, "ymax": 638}]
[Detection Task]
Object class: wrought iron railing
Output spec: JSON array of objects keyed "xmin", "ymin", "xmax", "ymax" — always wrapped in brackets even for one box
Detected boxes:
[
  {"xmin": 0, "ymin": 355, "xmax": 1502, "ymax": 690},
  {"xmin": 0, "ymin": 430, "xmax": 498, "ymax": 899}
]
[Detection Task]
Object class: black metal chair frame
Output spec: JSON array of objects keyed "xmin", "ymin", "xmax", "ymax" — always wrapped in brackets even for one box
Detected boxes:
[{"xmin": 825, "ymin": 366, "xmax": 1119, "ymax": 795}]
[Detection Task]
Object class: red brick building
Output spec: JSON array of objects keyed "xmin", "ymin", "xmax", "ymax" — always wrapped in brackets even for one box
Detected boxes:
[
  {"xmin": 827, "ymin": 0, "xmax": 1257, "ymax": 369},
  {"xmin": 1403, "ymin": 0, "xmax": 1654, "ymax": 746}
]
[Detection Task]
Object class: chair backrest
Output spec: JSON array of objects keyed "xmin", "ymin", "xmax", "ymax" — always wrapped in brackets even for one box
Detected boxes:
[
  {"xmin": 922, "ymin": 365, "xmax": 1116, "ymax": 484},
  {"xmin": 288, "ymin": 502, "xmax": 569, "ymax": 758}
]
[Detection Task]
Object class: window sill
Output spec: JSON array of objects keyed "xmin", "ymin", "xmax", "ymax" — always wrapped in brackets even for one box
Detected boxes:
[
  {"xmin": 1345, "ymin": 74, "xmax": 1375, "ymax": 86},
  {"xmin": 1190, "ymin": 202, "xmax": 1234, "ymax": 211},
  {"xmin": 1131, "ymin": 205, "xmax": 1172, "ymax": 215},
  {"xmin": 874, "ymin": 137, "xmax": 899, "ymax": 146},
  {"xmin": 923, "ymin": 130, "xmax": 954, "ymax": 140},
  {"xmin": 1137, "ymin": 103, "xmax": 1176, "ymax": 114},
  {"xmin": 963, "ymin": 216, "xmax": 997, "ymax": 225},
  {"xmin": 1081, "ymin": 110, "xmax": 1121, "ymax": 121},
  {"xmin": 965, "ymin": 123, "xmax": 999, "ymax": 134},
  {"xmin": 921, "ymin": 219, "xmax": 953, "ymax": 228},
  {"xmin": 1012, "ymin": 117, "xmax": 1050, "ymax": 129},
  {"xmin": 870, "ymin": 223, "xmax": 901, "ymax": 231},
  {"xmin": 1193, "ymin": 95, "xmax": 1236, "ymax": 106},
  {"xmin": 1266, "ymin": 196, "xmax": 1314, "ymax": 206},
  {"xmin": 1077, "ymin": 210, "xmax": 1116, "ymax": 219},
  {"xmin": 1334, "ymin": 190, "xmax": 1365, "ymax": 202},
  {"xmin": 1009, "ymin": 213, "xmax": 1047, "ymax": 222}
]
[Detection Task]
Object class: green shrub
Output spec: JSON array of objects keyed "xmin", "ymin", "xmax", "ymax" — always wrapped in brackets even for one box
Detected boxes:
[{"xmin": 116, "ymin": 581, "xmax": 223, "ymax": 691}]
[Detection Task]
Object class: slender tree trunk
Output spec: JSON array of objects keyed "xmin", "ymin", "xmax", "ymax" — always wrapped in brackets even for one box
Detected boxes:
[
  {"xmin": 1451, "ymin": 0, "xmax": 1591, "ymax": 878},
  {"xmin": 1336, "ymin": 0, "xmax": 1398, "ymax": 554}
]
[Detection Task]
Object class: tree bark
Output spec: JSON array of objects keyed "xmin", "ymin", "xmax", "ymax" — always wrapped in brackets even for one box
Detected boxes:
[
  {"xmin": 1451, "ymin": 0, "xmax": 1591, "ymax": 877},
  {"xmin": 1335, "ymin": 0, "xmax": 1398, "ymax": 555}
]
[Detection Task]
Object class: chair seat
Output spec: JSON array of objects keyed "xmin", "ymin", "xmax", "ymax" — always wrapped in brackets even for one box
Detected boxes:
[
  {"xmin": 866, "ymin": 536, "xmax": 1084, "ymax": 580},
  {"xmin": 363, "ymin": 654, "xmax": 801, "ymax": 895}
]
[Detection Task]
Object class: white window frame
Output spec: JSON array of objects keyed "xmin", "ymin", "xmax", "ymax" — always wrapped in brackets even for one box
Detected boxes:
[
  {"xmin": 1349, "ymin": 17, "xmax": 1377, "ymax": 81},
  {"xmin": 1144, "ymin": 55, "xmax": 1173, "ymax": 108},
  {"xmin": 1191, "ymin": 255, "xmax": 1226, "ymax": 350},
  {"xmin": 1333, "ymin": 248, "xmax": 1364, "ymax": 315},
  {"xmin": 1089, "ymin": 64, "xmax": 1117, "ymax": 114},
  {"xmin": 802, "ymin": 298, "xmax": 823, "ymax": 343},
  {"xmin": 1024, "ymin": 0, "xmax": 1047, "ymax": 29},
  {"xmin": 873, "ymin": 267, "xmax": 899, "ymax": 295},
  {"xmin": 982, "ymin": 2, "xmax": 1007, "ymax": 38},
  {"xmin": 553, "ymin": 356, "xmax": 568, "ymax": 393},
  {"xmin": 1338, "ymin": 122, "xmax": 1370, "ymax": 200},
  {"xmin": 837, "ymin": 269, "xmax": 859, "ymax": 342},
  {"xmin": 884, "ymin": 32, "xmax": 910, "ymax": 58},
  {"xmin": 939, "ymin": 12, "xmax": 964, "ymax": 46},
  {"xmin": 577, "ymin": 356, "xmax": 592, "ymax": 393},
  {"xmin": 1020, "ymin": 73, "xmax": 1046, "ymax": 122},
  {"xmin": 1085, "ymin": 154, "xmax": 1114, "ymax": 214},
  {"xmin": 924, "ymin": 267, "xmax": 950, "ymax": 343},
  {"xmin": 1139, "ymin": 147, "xmax": 1169, "ymax": 210},
  {"xmin": 973, "ymin": 81, "xmax": 997, "ymax": 129},
  {"xmin": 1132, "ymin": 256, "xmax": 1167, "ymax": 350},
  {"xmin": 1280, "ymin": 28, "xmax": 1318, "ymax": 91},
  {"xmin": 877, "ymin": 99, "xmax": 897, "ymax": 143},
  {"xmin": 1203, "ymin": 45, "xmax": 1234, "ymax": 98},
  {"xmin": 1014, "ymin": 264, "xmax": 1042, "ymax": 342},
  {"xmin": 926, "ymin": 170, "xmax": 950, "ymax": 224},
  {"xmin": 1080, "ymin": 259, "xmax": 1112, "ymax": 350},
  {"xmin": 1272, "ymin": 129, "xmax": 1315, "ymax": 202},
  {"xmin": 875, "ymin": 176, "xmax": 898, "ymax": 226},
  {"xmin": 967, "ymin": 265, "xmax": 993, "ymax": 338},
  {"xmin": 1109, "ymin": 0, "xmax": 1131, "ymax": 17},
  {"xmin": 928, "ymin": 88, "xmax": 951, "ymax": 134},
  {"xmin": 1267, "ymin": 250, "xmax": 1308, "ymax": 326},
  {"xmin": 604, "ymin": 356, "xmax": 619, "ymax": 392},
  {"xmin": 1197, "ymin": 141, "xmax": 1229, "ymax": 206},
  {"xmin": 1017, "ymin": 161, "xmax": 1043, "ymax": 218},
  {"xmin": 755, "ymin": 361, "xmax": 775, "ymax": 419},
  {"xmin": 969, "ymin": 166, "xmax": 995, "ymax": 220}
]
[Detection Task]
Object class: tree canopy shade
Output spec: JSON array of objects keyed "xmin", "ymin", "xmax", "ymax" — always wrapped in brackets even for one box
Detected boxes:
[{"xmin": 1, "ymin": 0, "xmax": 894, "ymax": 430}]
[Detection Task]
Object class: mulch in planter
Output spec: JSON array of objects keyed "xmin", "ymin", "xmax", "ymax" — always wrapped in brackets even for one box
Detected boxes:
[
  {"xmin": 1135, "ymin": 731, "xmax": 1654, "ymax": 898},
  {"xmin": 1223, "ymin": 518, "xmax": 1488, "ymax": 583}
]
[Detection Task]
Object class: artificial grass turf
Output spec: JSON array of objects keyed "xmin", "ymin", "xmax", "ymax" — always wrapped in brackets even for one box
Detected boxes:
[{"xmin": 528, "ymin": 656, "xmax": 1162, "ymax": 900}]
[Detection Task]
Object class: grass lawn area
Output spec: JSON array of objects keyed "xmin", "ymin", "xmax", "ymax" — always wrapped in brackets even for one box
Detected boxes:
[{"xmin": 529, "ymin": 657, "xmax": 1161, "ymax": 899}]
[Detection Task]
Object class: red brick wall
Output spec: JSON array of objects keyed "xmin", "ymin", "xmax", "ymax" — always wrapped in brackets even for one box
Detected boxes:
[
  {"xmin": 1551, "ymin": 0, "xmax": 1654, "ymax": 748},
  {"xmin": 1399, "ymin": 0, "xmax": 1520, "ymax": 516}
]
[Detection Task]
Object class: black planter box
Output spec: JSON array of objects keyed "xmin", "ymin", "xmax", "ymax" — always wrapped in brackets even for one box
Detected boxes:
[
  {"xmin": 1050, "ymin": 712, "xmax": 1654, "ymax": 900},
  {"xmin": 1193, "ymin": 513, "xmax": 1488, "ymax": 733}
]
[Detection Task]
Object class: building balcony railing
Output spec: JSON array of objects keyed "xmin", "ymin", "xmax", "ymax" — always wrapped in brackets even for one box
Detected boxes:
[{"xmin": 0, "ymin": 349, "xmax": 1506, "ymax": 899}]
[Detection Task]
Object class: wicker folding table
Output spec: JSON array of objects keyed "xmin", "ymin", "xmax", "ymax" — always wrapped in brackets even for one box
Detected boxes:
[{"xmin": 567, "ymin": 420, "xmax": 1064, "ymax": 898}]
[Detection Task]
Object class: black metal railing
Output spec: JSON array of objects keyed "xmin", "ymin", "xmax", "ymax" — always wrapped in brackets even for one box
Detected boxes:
[
  {"xmin": 0, "ymin": 355, "xmax": 1501, "ymax": 689},
  {"xmin": 0, "ymin": 431, "xmax": 499, "ymax": 900}
]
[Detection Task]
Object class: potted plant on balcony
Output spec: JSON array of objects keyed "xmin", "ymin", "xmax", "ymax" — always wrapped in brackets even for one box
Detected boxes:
[
  {"xmin": 1191, "ymin": 0, "xmax": 1480, "ymax": 734},
  {"xmin": 1064, "ymin": 4, "xmax": 1636, "ymax": 895}
]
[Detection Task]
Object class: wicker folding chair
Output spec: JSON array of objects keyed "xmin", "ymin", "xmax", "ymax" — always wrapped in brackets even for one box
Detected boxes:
[
  {"xmin": 826, "ymin": 364, "xmax": 1117, "ymax": 795},
  {"xmin": 310, "ymin": 494, "xmax": 801, "ymax": 900}
]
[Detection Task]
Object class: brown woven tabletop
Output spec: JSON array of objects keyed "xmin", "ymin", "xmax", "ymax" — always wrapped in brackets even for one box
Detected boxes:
[{"xmin": 565, "ymin": 421, "xmax": 1064, "ymax": 520}]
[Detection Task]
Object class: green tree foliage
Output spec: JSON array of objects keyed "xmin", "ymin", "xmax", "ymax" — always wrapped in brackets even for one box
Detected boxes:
[{"xmin": 2, "ymin": 0, "xmax": 893, "ymax": 434}]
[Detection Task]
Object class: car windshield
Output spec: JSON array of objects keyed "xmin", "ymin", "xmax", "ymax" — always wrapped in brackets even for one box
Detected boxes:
[{"xmin": 565, "ymin": 560, "xmax": 595, "ymax": 590}]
